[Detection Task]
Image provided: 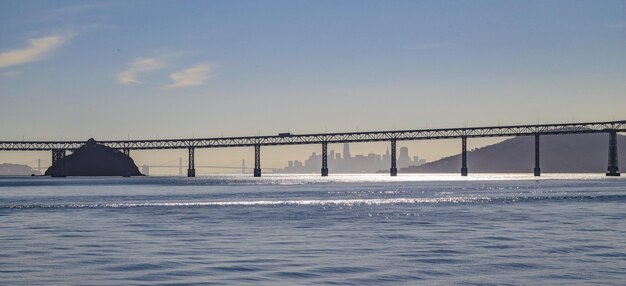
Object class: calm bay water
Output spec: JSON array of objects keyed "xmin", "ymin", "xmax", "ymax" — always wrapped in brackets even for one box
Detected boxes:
[{"xmin": 1, "ymin": 174, "xmax": 625, "ymax": 285}]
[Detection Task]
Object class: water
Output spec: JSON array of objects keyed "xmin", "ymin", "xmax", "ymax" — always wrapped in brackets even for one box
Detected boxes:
[{"xmin": 1, "ymin": 174, "xmax": 625, "ymax": 285}]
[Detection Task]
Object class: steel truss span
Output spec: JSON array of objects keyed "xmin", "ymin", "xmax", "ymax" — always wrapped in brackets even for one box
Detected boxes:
[{"xmin": 1, "ymin": 120, "xmax": 625, "ymax": 151}]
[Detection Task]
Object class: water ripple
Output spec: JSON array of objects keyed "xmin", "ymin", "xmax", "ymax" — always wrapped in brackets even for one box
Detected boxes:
[{"xmin": 4, "ymin": 193, "xmax": 626, "ymax": 209}]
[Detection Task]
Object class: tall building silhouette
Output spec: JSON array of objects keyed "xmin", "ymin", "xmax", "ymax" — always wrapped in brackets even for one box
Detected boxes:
[
  {"xmin": 343, "ymin": 143, "xmax": 351, "ymax": 159},
  {"xmin": 400, "ymin": 146, "xmax": 408, "ymax": 158},
  {"xmin": 398, "ymin": 146, "xmax": 411, "ymax": 168}
]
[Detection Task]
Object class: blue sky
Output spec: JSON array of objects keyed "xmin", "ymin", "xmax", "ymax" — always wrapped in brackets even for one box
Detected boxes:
[{"xmin": 1, "ymin": 0, "xmax": 625, "ymax": 170}]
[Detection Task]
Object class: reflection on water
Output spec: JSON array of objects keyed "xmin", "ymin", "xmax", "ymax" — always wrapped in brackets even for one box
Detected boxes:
[{"xmin": 0, "ymin": 174, "xmax": 624, "ymax": 285}]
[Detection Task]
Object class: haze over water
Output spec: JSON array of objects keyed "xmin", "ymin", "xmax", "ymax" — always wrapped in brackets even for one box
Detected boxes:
[{"xmin": 1, "ymin": 174, "xmax": 625, "ymax": 285}]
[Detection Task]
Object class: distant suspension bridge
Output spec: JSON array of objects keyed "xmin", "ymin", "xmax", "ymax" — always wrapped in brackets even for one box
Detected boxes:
[{"xmin": 20, "ymin": 158, "xmax": 266, "ymax": 176}]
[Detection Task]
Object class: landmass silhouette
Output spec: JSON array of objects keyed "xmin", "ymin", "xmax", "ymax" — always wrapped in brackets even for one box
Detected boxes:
[
  {"xmin": 403, "ymin": 133, "xmax": 624, "ymax": 173},
  {"xmin": 45, "ymin": 139, "xmax": 141, "ymax": 177}
]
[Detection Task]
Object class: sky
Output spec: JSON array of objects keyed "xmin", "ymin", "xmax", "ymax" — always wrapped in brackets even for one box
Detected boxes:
[{"xmin": 1, "ymin": 0, "xmax": 625, "ymax": 173}]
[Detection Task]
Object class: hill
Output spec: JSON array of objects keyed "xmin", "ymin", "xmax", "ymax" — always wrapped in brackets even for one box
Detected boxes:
[
  {"xmin": 403, "ymin": 133, "xmax": 625, "ymax": 173},
  {"xmin": 0, "ymin": 163, "xmax": 41, "ymax": 176}
]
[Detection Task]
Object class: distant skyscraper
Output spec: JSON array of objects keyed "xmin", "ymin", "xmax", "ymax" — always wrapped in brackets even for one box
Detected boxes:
[
  {"xmin": 400, "ymin": 147, "xmax": 409, "ymax": 158},
  {"xmin": 398, "ymin": 146, "xmax": 411, "ymax": 168},
  {"xmin": 141, "ymin": 165, "xmax": 149, "ymax": 175},
  {"xmin": 343, "ymin": 143, "xmax": 351, "ymax": 159}
]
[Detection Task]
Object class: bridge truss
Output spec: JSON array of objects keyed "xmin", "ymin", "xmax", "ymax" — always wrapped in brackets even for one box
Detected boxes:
[
  {"xmin": 1, "ymin": 120, "xmax": 624, "ymax": 151},
  {"xmin": 1, "ymin": 120, "xmax": 623, "ymax": 177}
]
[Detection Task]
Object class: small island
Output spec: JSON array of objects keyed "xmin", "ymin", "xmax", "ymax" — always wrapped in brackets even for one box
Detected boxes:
[
  {"xmin": 45, "ymin": 139, "xmax": 142, "ymax": 177},
  {"xmin": 0, "ymin": 163, "xmax": 41, "ymax": 176}
]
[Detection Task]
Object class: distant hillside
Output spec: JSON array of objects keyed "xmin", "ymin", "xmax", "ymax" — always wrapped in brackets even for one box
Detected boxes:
[
  {"xmin": 0, "ymin": 163, "xmax": 41, "ymax": 176},
  {"xmin": 403, "ymin": 133, "xmax": 625, "ymax": 173}
]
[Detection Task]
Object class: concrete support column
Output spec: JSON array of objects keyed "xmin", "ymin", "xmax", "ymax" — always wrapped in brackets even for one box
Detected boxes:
[
  {"xmin": 51, "ymin": 149, "xmax": 66, "ymax": 177},
  {"xmin": 123, "ymin": 148, "xmax": 132, "ymax": 177},
  {"xmin": 461, "ymin": 136, "xmax": 468, "ymax": 176},
  {"xmin": 321, "ymin": 142, "xmax": 329, "ymax": 176},
  {"xmin": 187, "ymin": 147, "xmax": 195, "ymax": 177},
  {"xmin": 607, "ymin": 130, "xmax": 620, "ymax": 176},
  {"xmin": 390, "ymin": 139, "xmax": 398, "ymax": 176},
  {"xmin": 52, "ymin": 149, "xmax": 66, "ymax": 165},
  {"xmin": 534, "ymin": 134, "xmax": 541, "ymax": 176},
  {"xmin": 254, "ymin": 144, "xmax": 261, "ymax": 177}
]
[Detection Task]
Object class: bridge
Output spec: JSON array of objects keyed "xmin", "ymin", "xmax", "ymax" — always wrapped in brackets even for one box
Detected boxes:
[{"xmin": 2, "ymin": 120, "xmax": 624, "ymax": 177}]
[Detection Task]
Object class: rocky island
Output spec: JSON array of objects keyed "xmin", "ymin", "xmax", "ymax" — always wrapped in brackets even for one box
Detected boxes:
[{"xmin": 45, "ymin": 139, "xmax": 142, "ymax": 177}]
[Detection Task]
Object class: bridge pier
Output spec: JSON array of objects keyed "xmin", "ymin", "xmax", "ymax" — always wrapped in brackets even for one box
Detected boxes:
[
  {"xmin": 607, "ymin": 130, "xmax": 620, "ymax": 176},
  {"xmin": 390, "ymin": 139, "xmax": 397, "ymax": 176},
  {"xmin": 321, "ymin": 142, "xmax": 329, "ymax": 176},
  {"xmin": 187, "ymin": 147, "xmax": 195, "ymax": 177},
  {"xmin": 122, "ymin": 148, "xmax": 132, "ymax": 177},
  {"xmin": 534, "ymin": 134, "xmax": 541, "ymax": 176},
  {"xmin": 254, "ymin": 144, "xmax": 261, "ymax": 177},
  {"xmin": 51, "ymin": 149, "xmax": 66, "ymax": 177},
  {"xmin": 52, "ymin": 149, "xmax": 66, "ymax": 165},
  {"xmin": 461, "ymin": 136, "xmax": 468, "ymax": 176}
]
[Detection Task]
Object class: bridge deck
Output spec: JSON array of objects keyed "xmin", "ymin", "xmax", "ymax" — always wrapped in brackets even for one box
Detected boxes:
[{"xmin": 2, "ymin": 120, "xmax": 625, "ymax": 151}]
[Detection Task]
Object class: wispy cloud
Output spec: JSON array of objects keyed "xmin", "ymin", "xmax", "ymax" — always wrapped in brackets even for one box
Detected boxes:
[
  {"xmin": 164, "ymin": 63, "xmax": 212, "ymax": 89},
  {"xmin": 116, "ymin": 57, "xmax": 165, "ymax": 85},
  {"xmin": 0, "ymin": 33, "xmax": 73, "ymax": 69}
]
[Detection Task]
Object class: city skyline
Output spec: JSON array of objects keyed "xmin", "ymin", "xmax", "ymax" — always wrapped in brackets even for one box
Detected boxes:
[{"xmin": 277, "ymin": 143, "xmax": 426, "ymax": 174}]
